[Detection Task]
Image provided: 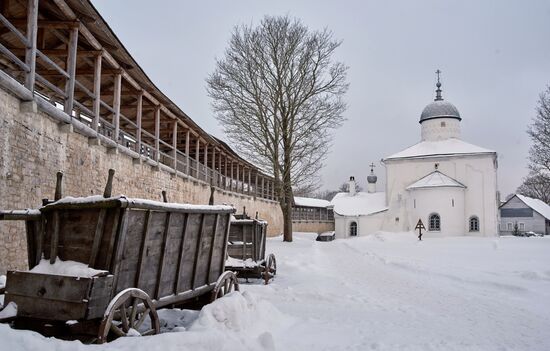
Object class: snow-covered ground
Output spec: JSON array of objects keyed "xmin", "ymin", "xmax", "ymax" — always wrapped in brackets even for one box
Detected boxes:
[{"xmin": 1, "ymin": 232, "xmax": 550, "ymax": 350}]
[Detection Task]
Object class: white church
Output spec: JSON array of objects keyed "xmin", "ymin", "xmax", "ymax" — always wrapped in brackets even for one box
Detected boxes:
[{"xmin": 331, "ymin": 74, "xmax": 499, "ymax": 238}]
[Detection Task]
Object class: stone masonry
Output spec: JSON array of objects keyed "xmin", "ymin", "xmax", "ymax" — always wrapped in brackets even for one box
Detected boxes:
[{"xmin": 0, "ymin": 88, "xmax": 283, "ymax": 273}]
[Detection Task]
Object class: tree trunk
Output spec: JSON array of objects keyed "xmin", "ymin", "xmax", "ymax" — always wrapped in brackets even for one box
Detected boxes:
[{"xmin": 282, "ymin": 154, "xmax": 293, "ymax": 242}]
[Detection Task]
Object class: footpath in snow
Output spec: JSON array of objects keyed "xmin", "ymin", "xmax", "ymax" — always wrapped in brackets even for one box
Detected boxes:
[{"xmin": 1, "ymin": 232, "xmax": 550, "ymax": 350}]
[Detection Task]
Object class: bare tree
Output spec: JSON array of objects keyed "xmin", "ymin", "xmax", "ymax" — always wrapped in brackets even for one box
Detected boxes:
[
  {"xmin": 518, "ymin": 85, "xmax": 550, "ymax": 203},
  {"xmin": 207, "ymin": 15, "xmax": 348, "ymax": 241},
  {"xmin": 517, "ymin": 173, "xmax": 550, "ymax": 204}
]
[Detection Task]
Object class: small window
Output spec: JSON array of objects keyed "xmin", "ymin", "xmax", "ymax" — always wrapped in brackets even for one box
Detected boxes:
[
  {"xmin": 507, "ymin": 222, "xmax": 513, "ymax": 231},
  {"xmin": 441, "ymin": 121, "xmax": 446, "ymax": 127},
  {"xmin": 519, "ymin": 223, "xmax": 525, "ymax": 231},
  {"xmin": 429, "ymin": 213, "xmax": 440, "ymax": 231},
  {"xmin": 469, "ymin": 216, "xmax": 479, "ymax": 232},
  {"xmin": 349, "ymin": 222, "xmax": 358, "ymax": 237}
]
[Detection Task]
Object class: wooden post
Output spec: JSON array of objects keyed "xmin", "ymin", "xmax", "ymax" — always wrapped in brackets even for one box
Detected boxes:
[
  {"xmin": 211, "ymin": 147, "xmax": 216, "ymax": 186},
  {"xmin": 236, "ymin": 163, "xmax": 240, "ymax": 193},
  {"xmin": 230, "ymin": 159, "xmax": 234, "ymax": 191},
  {"xmin": 64, "ymin": 26, "xmax": 79, "ymax": 115},
  {"xmin": 172, "ymin": 121, "xmax": 178, "ymax": 170},
  {"xmin": 92, "ymin": 53, "xmax": 102, "ymax": 131},
  {"xmin": 195, "ymin": 137, "xmax": 200, "ymax": 178},
  {"xmin": 185, "ymin": 129, "xmax": 190, "ymax": 174},
  {"xmin": 154, "ymin": 106, "xmax": 160, "ymax": 163},
  {"xmin": 271, "ymin": 180, "xmax": 275, "ymax": 200},
  {"xmin": 261, "ymin": 176, "xmax": 265, "ymax": 199},
  {"xmin": 136, "ymin": 91, "xmax": 143, "ymax": 154},
  {"xmin": 113, "ymin": 73, "xmax": 122, "ymax": 143},
  {"xmin": 218, "ymin": 151, "xmax": 222, "ymax": 188},
  {"xmin": 204, "ymin": 143, "xmax": 208, "ymax": 182},
  {"xmin": 254, "ymin": 171, "xmax": 258, "ymax": 197},
  {"xmin": 24, "ymin": 0, "xmax": 38, "ymax": 92},
  {"xmin": 248, "ymin": 169, "xmax": 252, "ymax": 195}
]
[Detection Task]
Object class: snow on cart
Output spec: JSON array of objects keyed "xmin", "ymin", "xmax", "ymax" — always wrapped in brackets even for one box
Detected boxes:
[
  {"xmin": 0, "ymin": 170, "xmax": 239, "ymax": 343},
  {"xmin": 225, "ymin": 212, "xmax": 276, "ymax": 284}
]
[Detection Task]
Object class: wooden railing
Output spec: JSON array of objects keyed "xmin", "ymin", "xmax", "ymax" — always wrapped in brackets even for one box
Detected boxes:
[{"xmin": 0, "ymin": 0, "xmax": 277, "ymax": 202}]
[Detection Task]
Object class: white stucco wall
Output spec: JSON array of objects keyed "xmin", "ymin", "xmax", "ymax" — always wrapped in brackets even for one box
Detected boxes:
[
  {"xmin": 407, "ymin": 187, "xmax": 465, "ymax": 237},
  {"xmin": 334, "ymin": 212, "xmax": 385, "ymax": 239},
  {"xmin": 421, "ymin": 118, "xmax": 461, "ymax": 141},
  {"xmin": 383, "ymin": 153, "xmax": 498, "ymax": 236}
]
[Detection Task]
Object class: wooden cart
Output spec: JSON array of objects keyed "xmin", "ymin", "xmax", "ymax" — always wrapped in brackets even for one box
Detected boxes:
[
  {"xmin": 225, "ymin": 214, "xmax": 276, "ymax": 284},
  {"xmin": 0, "ymin": 171, "xmax": 238, "ymax": 342}
]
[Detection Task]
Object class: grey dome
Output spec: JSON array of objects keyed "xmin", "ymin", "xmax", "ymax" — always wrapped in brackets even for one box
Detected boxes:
[
  {"xmin": 420, "ymin": 100, "xmax": 461, "ymax": 123},
  {"xmin": 367, "ymin": 174, "xmax": 377, "ymax": 184}
]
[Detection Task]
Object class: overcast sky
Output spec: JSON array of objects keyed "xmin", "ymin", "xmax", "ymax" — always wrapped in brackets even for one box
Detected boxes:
[{"xmin": 93, "ymin": 0, "xmax": 550, "ymax": 196}]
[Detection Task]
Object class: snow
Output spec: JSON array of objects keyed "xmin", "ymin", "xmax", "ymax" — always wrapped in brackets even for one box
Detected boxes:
[
  {"xmin": 0, "ymin": 302, "xmax": 17, "ymax": 320},
  {"xmin": 293, "ymin": 197, "xmax": 332, "ymax": 208},
  {"xmin": 49, "ymin": 195, "xmax": 234, "ymax": 212},
  {"xmin": 331, "ymin": 191, "xmax": 387, "ymax": 216},
  {"xmin": 0, "ymin": 274, "xmax": 5, "ymax": 289},
  {"xmin": 225, "ymin": 257, "xmax": 260, "ymax": 268},
  {"xmin": 516, "ymin": 194, "xmax": 550, "ymax": 220},
  {"xmin": 30, "ymin": 258, "xmax": 107, "ymax": 278},
  {"xmin": 1, "ymin": 233, "xmax": 550, "ymax": 350},
  {"xmin": 384, "ymin": 138, "xmax": 495, "ymax": 160},
  {"xmin": 406, "ymin": 170, "xmax": 466, "ymax": 189}
]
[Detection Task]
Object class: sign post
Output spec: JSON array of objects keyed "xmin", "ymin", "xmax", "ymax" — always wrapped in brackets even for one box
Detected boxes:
[{"xmin": 415, "ymin": 219, "xmax": 426, "ymax": 241}]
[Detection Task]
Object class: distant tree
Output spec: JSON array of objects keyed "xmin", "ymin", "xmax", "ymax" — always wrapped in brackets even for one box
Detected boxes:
[
  {"xmin": 207, "ymin": 15, "xmax": 348, "ymax": 242},
  {"xmin": 338, "ymin": 181, "xmax": 363, "ymax": 193},
  {"xmin": 517, "ymin": 173, "xmax": 550, "ymax": 204},
  {"xmin": 518, "ymin": 85, "xmax": 550, "ymax": 203}
]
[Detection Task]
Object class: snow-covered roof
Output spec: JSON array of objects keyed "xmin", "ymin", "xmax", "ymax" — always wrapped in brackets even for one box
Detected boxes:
[
  {"xmin": 293, "ymin": 196, "xmax": 332, "ymax": 208},
  {"xmin": 384, "ymin": 138, "xmax": 495, "ymax": 161},
  {"xmin": 516, "ymin": 194, "xmax": 550, "ymax": 221},
  {"xmin": 330, "ymin": 192, "xmax": 387, "ymax": 216},
  {"xmin": 406, "ymin": 171, "xmax": 466, "ymax": 190}
]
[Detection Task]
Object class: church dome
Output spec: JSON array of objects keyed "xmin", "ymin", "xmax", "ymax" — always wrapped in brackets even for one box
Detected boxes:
[{"xmin": 420, "ymin": 100, "xmax": 461, "ymax": 123}]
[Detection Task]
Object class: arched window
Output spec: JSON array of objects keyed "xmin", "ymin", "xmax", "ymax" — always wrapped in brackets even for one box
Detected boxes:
[
  {"xmin": 429, "ymin": 213, "xmax": 440, "ymax": 231},
  {"xmin": 469, "ymin": 216, "xmax": 479, "ymax": 232},
  {"xmin": 349, "ymin": 221, "xmax": 358, "ymax": 237}
]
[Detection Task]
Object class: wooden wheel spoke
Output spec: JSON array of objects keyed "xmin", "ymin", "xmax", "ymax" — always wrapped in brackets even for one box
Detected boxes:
[
  {"xmin": 141, "ymin": 329, "xmax": 157, "ymax": 336},
  {"xmin": 110, "ymin": 323, "xmax": 126, "ymax": 337},
  {"xmin": 135, "ymin": 308, "xmax": 150, "ymax": 330},
  {"xmin": 120, "ymin": 303, "xmax": 129, "ymax": 332},
  {"xmin": 129, "ymin": 298, "xmax": 139, "ymax": 326}
]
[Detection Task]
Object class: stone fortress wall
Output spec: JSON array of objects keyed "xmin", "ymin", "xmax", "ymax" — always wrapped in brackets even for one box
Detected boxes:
[{"xmin": 0, "ymin": 87, "xmax": 283, "ymax": 273}]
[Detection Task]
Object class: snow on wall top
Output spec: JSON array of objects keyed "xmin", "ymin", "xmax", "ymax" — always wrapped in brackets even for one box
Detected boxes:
[
  {"xmin": 330, "ymin": 192, "xmax": 387, "ymax": 216},
  {"xmin": 293, "ymin": 196, "xmax": 332, "ymax": 208},
  {"xmin": 406, "ymin": 171, "xmax": 466, "ymax": 190},
  {"xmin": 384, "ymin": 138, "xmax": 495, "ymax": 161},
  {"xmin": 49, "ymin": 195, "xmax": 235, "ymax": 211},
  {"xmin": 516, "ymin": 194, "xmax": 550, "ymax": 220}
]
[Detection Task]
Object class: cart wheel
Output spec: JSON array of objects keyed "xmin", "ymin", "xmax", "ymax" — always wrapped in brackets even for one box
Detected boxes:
[
  {"xmin": 97, "ymin": 288, "xmax": 160, "ymax": 343},
  {"xmin": 262, "ymin": 253, "xmax": 277, "ymax": 285},
  {"xmin": 211, "ymin": 271, "xmax": 239, "ymax": 301}
]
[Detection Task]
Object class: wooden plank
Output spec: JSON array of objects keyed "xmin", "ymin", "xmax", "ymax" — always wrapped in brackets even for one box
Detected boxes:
[
  {"xmin": 220, "ymin": 214, "xmax": 232, "ymax": 274},
  {"xmin": 207, "ymin": 214, "xmax": 219, "ymax": 282},
  {"xmin": 135, "ymin": 210, "xmax": 152, "ymax": 289},
  {"xmin": 154, "ymin": 107, "xmax": 160, "ymax": 163},
  {"xmin": 113, "ymin": 73, "xmax": 122, "ymax": 143},
  {"xmin": 110, "ymin": 208, "xmax": 129, "ymax": 294},
  {"xmin": 5, "ymin": 271, "xmax": 91, "ymax": 303},
  {"xmin": 64, "ymin": 26, "xmax": 78, "ymax": 114},
  {"xmin": 24, "ymin": 0, "xmax": 38, "ymax": 91},
  {"xmin": 174, "ymin": 213, "xmax": 189, "ymax": 294},
  {"xmin": 185, "ymin": 129, "xmax": 190, "ymax": 174},
  {"xmin": 6, "ymin": 295, "xmax": 88, "ymax": 321},
  {"xmin": 136, "ymin": 91, "xmax": 143, "ymax": 153},
  {"xmin": 155, "ymin": 212, "xmax": 171, "ymax": 299},
  {"xmin": 24, "ymin": 221, "xmax": 35, "ymax": 270},
  {"xmin": 86, "ymin": 275, "xmax": 114, "ymax": 319},
  {"xmin": 34, "ymin": 219, "xmax": 44, "ymax": 268},
  {"xmin": 172, "ymin": 121, "xmax": 177, "ymax": 169},
  {"xmin": 89, "ymin": 209, "xmax": 106, "ymax": 266},
  {"xmin": 92, "ymin": 53, "xmax": 102, "ymax": 131},
  {"xmin": 49, "ymin": 211, "xmax": 59, "ymax": 264},
  {"xmin": 191, "ymin": 214, "xmax": 205, "ymax": 289}
]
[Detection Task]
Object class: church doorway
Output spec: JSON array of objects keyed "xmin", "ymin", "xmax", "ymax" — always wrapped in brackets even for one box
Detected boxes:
[{"xmin": 349, "ymin": 221, "xmax": 358, "ymax": 236}]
